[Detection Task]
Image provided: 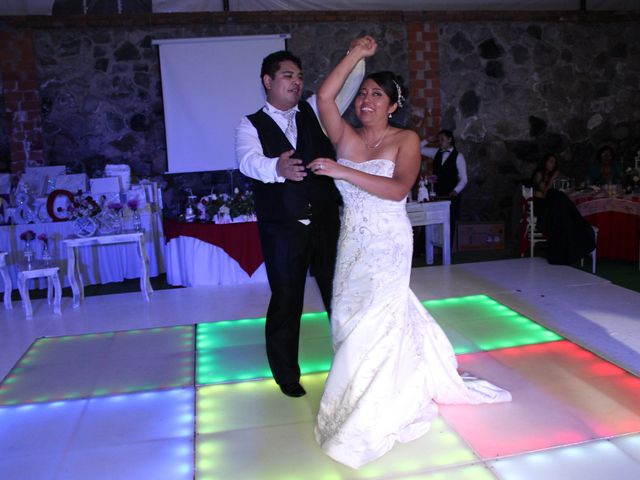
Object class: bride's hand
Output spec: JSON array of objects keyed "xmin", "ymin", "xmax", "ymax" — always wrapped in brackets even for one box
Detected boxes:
[
  {"xmin": 349, "ymin": 36, "xmax": 377, "ymax": 58},
  {"xmin": 309, "ymin": 158, "xmax": 341, "ymax": 178}
]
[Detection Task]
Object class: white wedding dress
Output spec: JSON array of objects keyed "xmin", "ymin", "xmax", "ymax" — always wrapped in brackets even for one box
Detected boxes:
[{"xmin": 315, "ymin": 159, "xmax": 511, "ymax": 469}]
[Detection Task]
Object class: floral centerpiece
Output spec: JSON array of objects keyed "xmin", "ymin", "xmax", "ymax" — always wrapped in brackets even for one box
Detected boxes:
[
  {"xmin": 127, "ymin": 198, "xmax": 143, "ymax": 232},
  {"xmin": 622, "ymin": 150, "xmax": 640, "ymax": 193},
  {"xmin": 38, "ymin": 233, "xmax": 52, "ymax": 263},
  {"xmin": 20, "ymin": 229, "xmax": 36, "ymax": 242},
  {"xmin": 61, "ymin": 192, "xmax": 101, "ymax": 220},
  {"xmin": 228, "ymin": 188, "xmax": 255, "ymax": 220},
  {"xmin": 20, "ymin": 229, "xmax": 36, "ymax": 264},
  {"xmin": 199, "ymin": 188, "xmax": 255, "ymax": 223},
  {"xmin": 107, "ymin": 201, "xmax": 123, "ymax": 213},
  {"xmin": 63, "ymin": 192, "xmax": 101, "ymax": 237}
]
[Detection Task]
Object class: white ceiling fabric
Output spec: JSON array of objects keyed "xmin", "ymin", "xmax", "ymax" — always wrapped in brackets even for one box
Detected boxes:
[{"xmin": 0, "ymin": 0, "xmax": 638, "ymax": 16}]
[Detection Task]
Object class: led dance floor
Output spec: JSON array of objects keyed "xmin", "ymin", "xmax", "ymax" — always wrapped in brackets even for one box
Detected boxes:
[{"xmin": 1, "ymin": 295, "xmax": 639, "ymax": 479}]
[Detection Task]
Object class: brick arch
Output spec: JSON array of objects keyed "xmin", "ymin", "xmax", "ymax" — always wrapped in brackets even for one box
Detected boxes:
[
  {"xmin": 407, "ymin": 21, "xmax": 441, "ymax": 140},
  {"xmin": 0, "ymin": 29, "xmax": 45, "ymax": 174}
]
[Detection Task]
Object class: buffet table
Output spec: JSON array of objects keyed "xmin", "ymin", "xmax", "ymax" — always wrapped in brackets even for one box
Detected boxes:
[
  {"xmin": 164, "ymin": 219, "xmax": 267, "ymax": 287},
  {"xmin": 569, "ymin": 191, "xmax": 640, "ymax": 262},
  {"xmin": 0, "ymin": 211, "xmax": 165, "ymax": 291},
  {"xmin": 165, "ymin": 200, "xmax": 452, "ymax": 287}
]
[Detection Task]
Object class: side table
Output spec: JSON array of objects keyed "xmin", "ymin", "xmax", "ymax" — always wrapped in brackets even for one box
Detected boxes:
[
  {"xmin": 406, "ymin": 201, "xmax": 451, "ymax": 265},
  {"xmin": 63, "ymin": 231, "xmax": 153, "ymax": 308},
  {"xmin": 17, "ymin": 262, "xmax": 62, "ymax": 318},
  {"xmin": 0, "ymin": 252, "xmax": 11, "ymax": 309}
]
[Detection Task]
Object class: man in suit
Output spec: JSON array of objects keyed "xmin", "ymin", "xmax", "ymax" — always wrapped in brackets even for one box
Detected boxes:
[
  {"xmin": 236, "ymin": 41, "xmax": 365, "ymax": 397},
  {"xmin": 420, "ymin": 129, "xmax": 468, "ymax": 247}
]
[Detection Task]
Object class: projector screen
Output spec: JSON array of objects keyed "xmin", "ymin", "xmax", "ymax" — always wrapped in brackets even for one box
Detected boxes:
[{"xmin": 154, "ymin": 35, "xmax": 289, "ymax": 174}]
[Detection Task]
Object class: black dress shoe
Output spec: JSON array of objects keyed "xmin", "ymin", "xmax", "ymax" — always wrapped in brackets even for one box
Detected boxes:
[{"xmin": 279, "ymin": 382, "xmax": 306, "ymax": 397}]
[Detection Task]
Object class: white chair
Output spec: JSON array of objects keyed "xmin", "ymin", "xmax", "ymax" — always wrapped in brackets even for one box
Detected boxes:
[
  {"xmin": 521, "ymin": 185, "xmax": 546, "ymax": 257},
  {"xmin": 0, "ymin": 252, "xmax": 12, "ymax": 309},
  {"xmin": 17, "ymin": 264, "xmax": 62, "ymax": 318},
  {"xmin": 580, "ymin": 226, "xmax": 598, "ymax": 274}
]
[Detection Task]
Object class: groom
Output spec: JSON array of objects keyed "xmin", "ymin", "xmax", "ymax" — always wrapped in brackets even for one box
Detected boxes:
[{"xmin": 236, "ymin": 40, "xmax": 365, "ymax": 397}]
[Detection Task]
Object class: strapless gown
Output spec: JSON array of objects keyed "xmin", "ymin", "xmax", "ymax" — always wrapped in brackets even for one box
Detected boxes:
[{"xmin": 315, "ymin": 159, "xmax": 511, "ymax": 469}]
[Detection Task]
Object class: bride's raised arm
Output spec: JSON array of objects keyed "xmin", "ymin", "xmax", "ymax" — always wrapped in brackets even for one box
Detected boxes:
[{"xmin": 317, "ymin": 36, "xmax": 377, "ymax": 146}]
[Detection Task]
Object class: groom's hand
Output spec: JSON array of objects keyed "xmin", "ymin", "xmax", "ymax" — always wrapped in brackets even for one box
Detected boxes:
[{"xmin": 276, "ymin": 150, "xmax": 307, "ymax": 181}]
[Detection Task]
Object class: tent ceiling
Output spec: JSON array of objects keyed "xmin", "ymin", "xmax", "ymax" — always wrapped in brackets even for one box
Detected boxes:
[{"xmin": 1, "ymin": 0, "xmax": 638, "ymax": 16}]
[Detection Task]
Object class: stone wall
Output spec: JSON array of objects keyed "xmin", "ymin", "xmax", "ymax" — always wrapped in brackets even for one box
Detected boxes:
[
  {"xmin": 1, "ymin": 12, "xmax": 639, "ymax": 244},
  {"xmin": 12, "ymin": 20, "xmax": 406, "ymax": 216},
  {"xmin": 436, "ymin": 21, "xmax": 640, "ymax": 238}
]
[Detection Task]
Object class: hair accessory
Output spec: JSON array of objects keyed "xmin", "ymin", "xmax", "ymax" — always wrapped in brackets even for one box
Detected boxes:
[{"xmin": 392, "ymin": 80, "xmax": 404, "ymax": 108}]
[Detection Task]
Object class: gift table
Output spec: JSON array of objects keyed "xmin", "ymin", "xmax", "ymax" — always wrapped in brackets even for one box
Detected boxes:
[
  {"xmin": 64, "ymin": 231, "xmax": 152, "ymax": 308},
  {"xmin": 0, "ymin": 210, "xmax": 165, "ymax": 292},
  {"xmin": 163, "ymin": 219, "xmax": 267, "ymax": 287},
  {"xmin": 568, "ymin": 191, "xmax": 640, "ymax": 262}
]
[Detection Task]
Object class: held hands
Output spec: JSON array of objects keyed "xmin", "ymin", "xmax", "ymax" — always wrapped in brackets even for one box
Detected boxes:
[
  {"xmin": 308, "ymin": 157, "xmax": 341, "ymax": 178},
  {"xmin": 348, "ymin": 35, "xmax": 377, "ymax": 58},
  {"xmin": 276, "ymin": 150, "xmax": 307, "ymax": 182}
]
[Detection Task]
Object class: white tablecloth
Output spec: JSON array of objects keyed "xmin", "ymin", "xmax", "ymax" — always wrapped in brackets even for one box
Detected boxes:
[
  {"xmin": 0, "ymin": 211, "xmax": 165, "ymax": 290},
  {"xmin": 165, "ymin": 236, "xmax": 267, "ymax": 287}
]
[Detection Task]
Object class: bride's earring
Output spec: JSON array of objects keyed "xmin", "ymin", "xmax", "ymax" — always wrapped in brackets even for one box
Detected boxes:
[{"xmin": 388, "ymin": 113, "xmax": 392, "ymax": 118}]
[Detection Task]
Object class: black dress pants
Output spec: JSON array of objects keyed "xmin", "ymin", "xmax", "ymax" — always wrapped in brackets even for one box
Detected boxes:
[{"xmin": 257, "ymin": 213, "xmax": 338, "ymax": 385}]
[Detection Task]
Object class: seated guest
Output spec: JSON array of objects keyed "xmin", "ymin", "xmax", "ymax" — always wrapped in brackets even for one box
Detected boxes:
[
  {"xmin": 544, "ymin": 189, "xmax": 596, "ymax": 266},
  {"xmin": 530, "ymin": 153, "xmax": 560, "ymax": 232},
  {"xmin": 588, "ymin": 145, "xmax": 621, "ymax": 186},
  {"xmin": 529, "ymin": 153, "xmax": 596, "ymax": 266}
]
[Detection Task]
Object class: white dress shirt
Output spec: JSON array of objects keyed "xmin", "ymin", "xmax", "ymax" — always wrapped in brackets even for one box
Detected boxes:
[
  {"xmin": 236, "ymin": 59, "xmax": 365, "ymax": 183},
  {"xmin": 420, "ymin": 143, "xmax": 468, "ymax": 194}
]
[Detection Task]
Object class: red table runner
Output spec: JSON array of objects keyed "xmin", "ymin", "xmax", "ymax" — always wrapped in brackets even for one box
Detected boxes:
[
  {"xmin": 569, "ymin": 193, "xmax": 640, "ymax": 262},
  {"xmin": 163, "ymin": 219, "xmax": 264, "ymax": 276}
]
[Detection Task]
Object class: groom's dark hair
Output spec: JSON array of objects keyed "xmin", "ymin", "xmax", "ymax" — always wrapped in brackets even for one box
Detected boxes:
[{"xmin": 260, "ymin": 50, "xmax": 302, "ymax": 89}]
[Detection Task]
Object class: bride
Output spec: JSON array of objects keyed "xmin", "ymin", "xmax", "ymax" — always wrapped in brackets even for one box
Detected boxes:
[{"xmin": 308, "ymin": 36, "xmax": 511, "ymax": 469}]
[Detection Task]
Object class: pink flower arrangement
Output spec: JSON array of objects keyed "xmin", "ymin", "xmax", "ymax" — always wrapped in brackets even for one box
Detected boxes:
[
  {"xmin": 127, "ymin": 198, "xmax": 139, "ymax": 212},
  {"xmin": 107, "ymin": 201, "xmax": 123, "ymax": 212},
  {"xmin": 20, "ymin": 230, "xmax": 36, "ymax": 242}
]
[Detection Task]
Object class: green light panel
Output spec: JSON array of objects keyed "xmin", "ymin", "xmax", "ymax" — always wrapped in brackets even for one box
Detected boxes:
[
  {"xmin": 424, "ymin": 295, "xmax": 563, "ymax": 352},
  {"xmin": 195, "ymin": 378, "xmax": 480, "ymax": 479},
  {"xmin": 0, "ymin": 326, "xmax": 195, "ymax": 406},
  {"xmin": 196, "ymin": 296, "xmax": 562, "ymax": 386},
  {"xmin": 196, "ymin": 313, "xmax": 332, "ymax": 385}
]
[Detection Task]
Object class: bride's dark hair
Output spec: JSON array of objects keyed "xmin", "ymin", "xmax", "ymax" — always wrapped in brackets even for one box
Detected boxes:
[{"xmin": 364, "ymin": 71, "xmax": 408, "ymax": 112}]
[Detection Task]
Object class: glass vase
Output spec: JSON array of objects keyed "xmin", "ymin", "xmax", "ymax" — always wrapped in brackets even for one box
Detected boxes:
[
  {"xmin": 41, "ymin": 241, "xmax": 52, "ymax": 265},
  {"xmin": 23, "ymin": 239, "xmax": 34, "ymax": 267},
  {"xmin": 132, "ymin": 210, "xmax": 143, "ymax": 232}
]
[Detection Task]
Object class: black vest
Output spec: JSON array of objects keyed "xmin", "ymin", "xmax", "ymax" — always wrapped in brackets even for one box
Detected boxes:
[
  {"xmin": 246, "ymin": 100, "xmax": 340, "ymax": 222},
  {"xmin": 433, "ymin": 149, "xmax": 459, "ymax": 196}
]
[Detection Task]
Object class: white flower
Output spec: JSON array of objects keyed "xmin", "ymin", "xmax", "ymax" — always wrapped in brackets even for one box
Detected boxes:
[
  {"xmin": 211, "ymin": 194, "xmax": 217, "ymax": 200},
  {"xmin": 234, "ymin": 187, "xmax": 240, "ymax": 194}
]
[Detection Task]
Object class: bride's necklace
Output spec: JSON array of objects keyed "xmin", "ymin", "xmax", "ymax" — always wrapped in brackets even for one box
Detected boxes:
[{"xmin": 361, "ymin": 126, "xmax": 389, "ymax": 149}]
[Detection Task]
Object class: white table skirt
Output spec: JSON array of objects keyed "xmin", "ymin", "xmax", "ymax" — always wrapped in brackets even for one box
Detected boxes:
[
  {"xmin": 0, "ymin": 211, "xmax": 165, "ymax": 291},
  {"xmin": 165, "ymin": 236, "xmax": 267, "ymax": 287}
]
